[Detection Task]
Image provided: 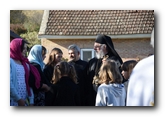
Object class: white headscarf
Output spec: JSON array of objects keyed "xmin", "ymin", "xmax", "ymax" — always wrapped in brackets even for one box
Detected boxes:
[{"xmin": 28, "ymin": 45, "xmax": 45, "ymax": 71}]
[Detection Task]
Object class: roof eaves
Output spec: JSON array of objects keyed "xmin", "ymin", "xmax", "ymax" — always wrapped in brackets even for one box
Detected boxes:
[{"xmin": 38, "ymin": 34, "xmax": 151, "ymax": 39}]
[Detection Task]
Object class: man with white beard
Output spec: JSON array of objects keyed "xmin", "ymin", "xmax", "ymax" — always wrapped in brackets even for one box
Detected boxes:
[{"xmin": 86, "ymin": 34, "xmax": 123, "ymax": 106}]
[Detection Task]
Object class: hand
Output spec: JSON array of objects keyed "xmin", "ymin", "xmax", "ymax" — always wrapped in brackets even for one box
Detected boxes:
[
  {"xmin": 18, "ymin": 99, "xmax": 25, "ymax": 106},
  {"xmin": 41, "ymin": 84, "xmax": 50, "ymax": 92}
]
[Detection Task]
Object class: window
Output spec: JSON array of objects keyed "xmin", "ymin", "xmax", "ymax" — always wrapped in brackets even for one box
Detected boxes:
[{"xmin": 81, "ymin": 49, "xmax": 95, "ymax": 62}]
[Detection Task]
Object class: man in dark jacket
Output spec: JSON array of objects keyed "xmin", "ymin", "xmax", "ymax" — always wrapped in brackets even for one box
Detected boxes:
[
  {"xmin": 68, "ymin": 44, "xmax": 88, "ymax": 106},
  {"xmin": 86, "ymin": 34, "xmax": 123, "ymax": 106}
]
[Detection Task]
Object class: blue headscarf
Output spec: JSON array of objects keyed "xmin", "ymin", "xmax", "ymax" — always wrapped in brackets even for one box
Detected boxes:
[{"xmin": 28, "ymin": 45, "xmax": 45, "ymax": 71}]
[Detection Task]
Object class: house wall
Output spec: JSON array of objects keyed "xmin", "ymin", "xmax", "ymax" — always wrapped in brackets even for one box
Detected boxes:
[
  {"xmin": 41, "ymin": 38, "xmax": 154, "ymax": 64},
  {"xmin": 113, "ymin": 38, "xmax": 154, "ymax": 61}
]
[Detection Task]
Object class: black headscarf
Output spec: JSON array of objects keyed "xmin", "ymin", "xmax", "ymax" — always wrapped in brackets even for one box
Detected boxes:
[{"xmin": 95, "ymin": 34, "xmax": 123, "ymax": 65}]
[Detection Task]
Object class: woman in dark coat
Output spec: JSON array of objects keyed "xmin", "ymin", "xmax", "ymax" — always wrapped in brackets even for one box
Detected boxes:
[
  {"xmin": 43, "ymin": 48, "xmax": 63, "ymax": 85},
  {"xmin": 28, "ymin": 45, "xmax": 50, "ymax": 106},
  {"xmin": 45, "ymin": 61, "xmax": 81, "ymax": 106}
]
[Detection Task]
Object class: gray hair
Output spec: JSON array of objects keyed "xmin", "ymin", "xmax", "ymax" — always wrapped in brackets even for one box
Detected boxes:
[
  {"xmin": 68, "ymin": 44, "xmax": 81, "ymax": 53},
  {"xmin": 151, "ymin": 28, "xmax": 154, "ymax": 48}
]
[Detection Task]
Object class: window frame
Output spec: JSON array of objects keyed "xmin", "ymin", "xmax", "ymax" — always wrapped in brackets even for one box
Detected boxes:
[{"xmin": 80, "ymin": 49, "xmax": 95, "ymax": 61}]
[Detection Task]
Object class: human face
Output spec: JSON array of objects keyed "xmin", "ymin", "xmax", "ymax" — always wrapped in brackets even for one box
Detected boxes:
[
  {"xmin": 94, "ymin": 42, "xmax": 102, "ymax": 52},
  {"xmin": 94, "ymin": 42, "xmax": 104, "ymax": 59},
  {"xmin": 21, "ymin": 44, "xmax": 28, "ymax": 57},
  {"xmin": 55, "ymin": 53, "xmax": 63, "ymax": 63},
  {"xmin": 42, "ymin": 50, "xmax": 46, "ymax": 60},
  {"xmin": 121, "ymin": 70, "xmax": 129, "ymax": 80},
  {"xmin": 68, "ymin": 49, "xmax": 79, "ymax": 61}
]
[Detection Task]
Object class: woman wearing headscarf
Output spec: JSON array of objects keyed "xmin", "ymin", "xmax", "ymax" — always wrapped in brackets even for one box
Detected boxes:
[
  {"xmin": 28, "ymin": 45, "xmax": 50, "ymax": 106},
  {"xmin": 10, "ymin": 38, "xmax": 40, "ymax": 106},
  {"xmin": 86, "ymin": 34, "xmax": 123, "ymax": 106}
]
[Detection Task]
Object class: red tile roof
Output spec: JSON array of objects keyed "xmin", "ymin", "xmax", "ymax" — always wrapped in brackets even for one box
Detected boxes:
[{"xmin": 44, "ymin": 10, "xmax": 154, "ymax": 36}]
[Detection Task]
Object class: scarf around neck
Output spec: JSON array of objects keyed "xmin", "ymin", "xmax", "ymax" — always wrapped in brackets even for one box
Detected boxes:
[{"xmin": 10, "ymin": 38, "xmax": 41, "ymax": 96}]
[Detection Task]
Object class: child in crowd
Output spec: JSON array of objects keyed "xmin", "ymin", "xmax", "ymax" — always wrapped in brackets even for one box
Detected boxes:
[
  {"xmin": 121, "ymin": 60, "xmax": 138, "ymax": 93},
  {"xmin": 95, "ymin": 60, "xmax": 126, "ymax": 106},
  {"xmin": 45, "ymin": 61, "xmax": 81, "ymax": 106}
]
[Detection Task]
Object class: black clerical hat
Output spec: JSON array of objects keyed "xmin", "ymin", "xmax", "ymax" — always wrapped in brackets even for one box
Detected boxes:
[{"xmin": 95, "ymin": 34, "xmax": 123, "ymax": 64}]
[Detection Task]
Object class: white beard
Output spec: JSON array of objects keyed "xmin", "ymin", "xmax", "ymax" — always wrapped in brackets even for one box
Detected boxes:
[{"xmin": 96, "ymin": 48, "xmax": 105, "ymax": 59}]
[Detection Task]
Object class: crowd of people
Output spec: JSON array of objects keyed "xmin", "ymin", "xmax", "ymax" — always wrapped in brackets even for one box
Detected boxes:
[{"xmin": 10, "ymin": 28, "xmax": 154, "ymax": 106}]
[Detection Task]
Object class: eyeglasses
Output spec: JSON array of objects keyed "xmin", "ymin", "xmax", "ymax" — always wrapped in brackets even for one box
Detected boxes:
[{"xmin": 94, "ymin": 44, "xmax": 103, "ymax": 49}]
